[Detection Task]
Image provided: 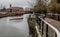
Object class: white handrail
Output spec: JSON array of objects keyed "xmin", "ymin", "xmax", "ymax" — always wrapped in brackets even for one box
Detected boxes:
[
  {"xmin": 35, "ymin": 24, "xmax": 41, "ymax": 37},
  {"xmin": 39, "ymin": 17, "xmax": 60, "ymax": 37}
]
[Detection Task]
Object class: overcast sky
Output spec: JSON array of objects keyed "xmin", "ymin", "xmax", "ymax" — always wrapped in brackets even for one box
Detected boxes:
[{"xmin": 0, "ymin": 0, "xmax": 36, "ymax": 8}]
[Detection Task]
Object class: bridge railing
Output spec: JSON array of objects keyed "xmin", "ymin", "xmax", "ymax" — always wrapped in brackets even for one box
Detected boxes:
[{"xmin": 36, "ymin": 16, "xmax": 60, "ymax": 37}]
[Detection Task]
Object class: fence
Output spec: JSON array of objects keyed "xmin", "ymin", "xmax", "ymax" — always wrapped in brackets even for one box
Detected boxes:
[
  {"xmin": 36, "ymin": 16, "xmax": 60, "ymax": 37},
  {"xmin": 47, "ymin": 13, "xmax": 60, "ymax": 21}
]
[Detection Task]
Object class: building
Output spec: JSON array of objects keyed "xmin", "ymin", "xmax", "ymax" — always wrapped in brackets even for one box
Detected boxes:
[
  {"xmin": 6, "ymin": 7, "xmax": 25, "ymax": 15},
  {"xmin": 0, "ymin": 12, "xmax": 17, "ymax": 17},
  {"xmin": 24, "ymin": 8, "xmax": 33, "ymax": 14}
]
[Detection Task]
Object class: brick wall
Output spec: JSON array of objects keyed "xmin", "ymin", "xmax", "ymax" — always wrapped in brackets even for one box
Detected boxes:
[{"xmin": 6, "ymin": 7, "xmax": 24, "ymax": 14}]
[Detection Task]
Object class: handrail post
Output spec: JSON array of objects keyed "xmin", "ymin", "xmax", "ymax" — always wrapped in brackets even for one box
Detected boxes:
[
  {"xmin": 41, "ymin": 20, "xmax": 44, "ymax": 35},
  {"xmin": 55, "ymin": 32, "xmax": 57, "ymax": 37},
  {"xmin": 46, "ymin": 24, "xmax": 48, "ymax": 37},
  {"xmin": 38, "ymin": 16, "xmax": 60, "ymax": 37},
  {"xmin": 42, "ymin": 21, "xmax": 44, "ymax": 35}
]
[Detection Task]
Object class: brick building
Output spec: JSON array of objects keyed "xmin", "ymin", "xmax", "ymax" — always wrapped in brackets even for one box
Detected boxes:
[{"xmin": 6, "ymin": 7, "xmax": 24, "ymax": 15}]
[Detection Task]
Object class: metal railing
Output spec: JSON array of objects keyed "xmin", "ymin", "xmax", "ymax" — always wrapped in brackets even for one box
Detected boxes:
[
  {"xmin": 47, "ymin": 14, "xmax": 60, "ymax": 21},
  {"xmin": 36, "ymin": 16, "xmax": 60, "ymax": 37}
]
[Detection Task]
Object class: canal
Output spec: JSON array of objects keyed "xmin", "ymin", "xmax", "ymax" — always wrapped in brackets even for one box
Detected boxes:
[{"xmin": 0, "ymin": 14, "xmax": 30, "ymax": 37}]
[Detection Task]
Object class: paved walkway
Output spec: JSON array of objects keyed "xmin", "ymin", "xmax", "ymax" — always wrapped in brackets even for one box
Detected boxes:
[{"xmin": 45, "ymin": 17, "xmax": 60, "ymax": 31}]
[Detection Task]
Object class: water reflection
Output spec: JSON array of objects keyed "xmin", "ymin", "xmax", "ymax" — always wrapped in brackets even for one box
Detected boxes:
[
  {"xmin": 0, "ymin": 14, "xmax": 30, "ymax": 37},
  {"xmin": 10, "ymin": 17, "xmax": 23, "ymax": 23}
]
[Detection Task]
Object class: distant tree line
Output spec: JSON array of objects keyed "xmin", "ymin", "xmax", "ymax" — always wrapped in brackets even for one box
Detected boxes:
[{"xmin": 33, "ymin": 0, "xmax": 60, "ymax": 14}]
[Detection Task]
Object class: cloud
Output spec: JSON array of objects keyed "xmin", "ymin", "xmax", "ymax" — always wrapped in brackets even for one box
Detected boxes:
[{"xmin": 0, "ymin": 0, "xmax": 36, "ymax": 8}]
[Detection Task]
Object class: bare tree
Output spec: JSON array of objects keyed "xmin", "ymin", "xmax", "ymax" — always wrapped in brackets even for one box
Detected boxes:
[{"xmin": 27, "ymin": 0, "xmax": 37, "ymax": 8}]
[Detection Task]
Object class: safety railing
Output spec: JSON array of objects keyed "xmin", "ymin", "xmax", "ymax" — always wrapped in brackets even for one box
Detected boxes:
[{"xmin": 36, "ymin": 16, "xmax": 60, "ymax": 37}]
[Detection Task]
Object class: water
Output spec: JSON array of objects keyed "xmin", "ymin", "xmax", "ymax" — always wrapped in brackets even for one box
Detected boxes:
[{"xmin": 0, "ymin": 14, "xmax": 30, "ymax": 37}]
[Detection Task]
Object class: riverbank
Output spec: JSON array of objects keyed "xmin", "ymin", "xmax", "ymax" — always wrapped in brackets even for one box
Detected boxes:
[
  {"xmin": 28, "ymin": 14, "xmax": 41, "ymax": 37},
  {"xmin": 0, "ymin": 14, "xmax": 23, "ymax": 18}
]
